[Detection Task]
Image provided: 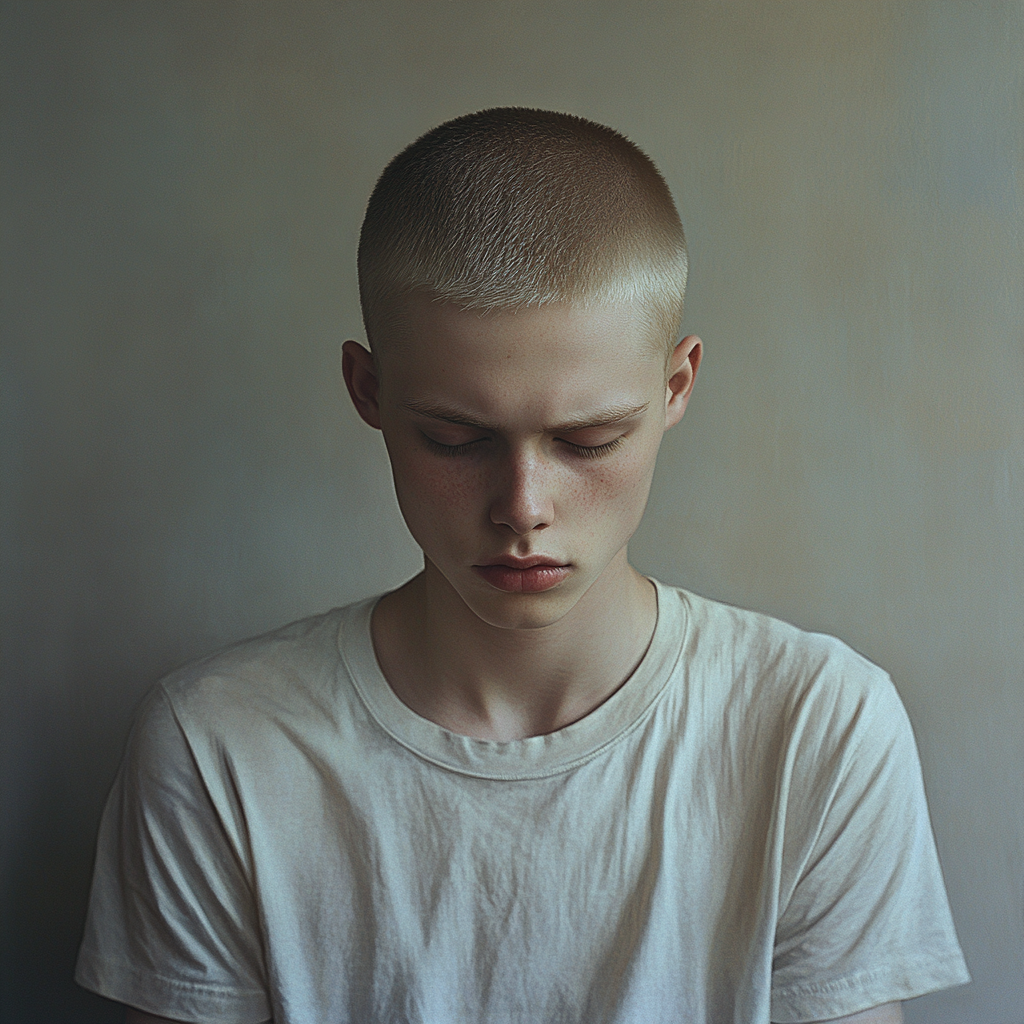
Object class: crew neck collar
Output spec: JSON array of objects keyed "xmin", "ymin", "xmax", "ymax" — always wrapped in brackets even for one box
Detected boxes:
[{"xmin": 338, "ymin": 578, "xmax": 687, "ymax": 780}]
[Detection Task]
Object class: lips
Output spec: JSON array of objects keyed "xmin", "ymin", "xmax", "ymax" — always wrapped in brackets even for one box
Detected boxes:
[{"xmin": 472, "ymin": 556, "xmax": 572, "ymax": 593}]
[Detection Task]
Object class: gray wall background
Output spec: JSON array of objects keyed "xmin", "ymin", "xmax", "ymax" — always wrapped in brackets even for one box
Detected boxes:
[{"xmin": 2, "ymin": 2, "xmax": 1022, "ymax": 1021}]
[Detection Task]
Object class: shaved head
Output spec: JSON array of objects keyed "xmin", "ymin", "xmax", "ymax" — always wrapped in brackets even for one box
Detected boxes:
[{"xmin": 358, "ymin": 108, "xmax": 689, "ymax": 355}]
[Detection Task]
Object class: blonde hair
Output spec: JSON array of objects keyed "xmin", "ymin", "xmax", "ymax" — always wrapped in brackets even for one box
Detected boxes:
[{"xmin": 358, "ymin": 107, "xmax": 688, "ymax": 354}]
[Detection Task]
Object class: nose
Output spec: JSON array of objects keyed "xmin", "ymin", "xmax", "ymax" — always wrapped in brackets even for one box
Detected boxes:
[{"xmin": 489, "ymin": 449, "xmax": 554, "ymax": 535}]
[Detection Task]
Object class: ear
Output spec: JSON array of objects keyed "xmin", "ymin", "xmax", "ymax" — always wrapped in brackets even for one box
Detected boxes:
[
  {"xmin": 342, "ymin": 340, "xmax": 383, "ymax": 430},
  {"xmin": 664, "ymin": 335, "xmax": 702, "ymax": 430}
]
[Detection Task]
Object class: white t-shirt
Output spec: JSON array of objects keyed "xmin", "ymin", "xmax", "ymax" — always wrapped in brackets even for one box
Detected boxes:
[{"xmin": 76, "ymin": 580, "xmax": 969, "ymax": 1023}]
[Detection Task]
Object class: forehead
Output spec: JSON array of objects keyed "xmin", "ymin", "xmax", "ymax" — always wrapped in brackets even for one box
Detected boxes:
[{"xmin": 376, "ymin": 297, "xmax": 664, "ymax": 422}]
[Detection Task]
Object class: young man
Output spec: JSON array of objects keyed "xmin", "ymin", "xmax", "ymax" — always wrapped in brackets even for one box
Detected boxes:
[{"xmin": 77, "ymin": 109, "xmax": 968, "ymax": 1023}]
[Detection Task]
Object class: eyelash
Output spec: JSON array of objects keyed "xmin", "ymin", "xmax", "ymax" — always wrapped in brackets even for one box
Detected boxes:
[
  {"xmin": 565, "ymin": 437, "xmax": 625, "ymax": 459},
  {"xmin": 423, "ymin": 436, "xmax": 625, "ymax": 459},
  {"xmin": 424, "ymin": 438, "xmax": 479, "ymax": 457}
]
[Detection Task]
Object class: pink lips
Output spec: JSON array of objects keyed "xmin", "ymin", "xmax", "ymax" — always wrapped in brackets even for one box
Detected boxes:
[{"xmin": 473, "ymin": 557, "xmax": 571, "ymax": 593}]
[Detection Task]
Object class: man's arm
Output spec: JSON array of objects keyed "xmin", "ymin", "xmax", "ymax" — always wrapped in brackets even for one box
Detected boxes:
[{"xmin": 125, "ymin": 1009, "xmax": 271, "ymax": 1024}]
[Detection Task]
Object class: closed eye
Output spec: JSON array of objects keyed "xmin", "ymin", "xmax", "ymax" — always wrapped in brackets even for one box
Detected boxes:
[
  {"xmin": 423, "ymin": 434, "xmax": 626, "ymax": 459},
  {"xmin": 423, "ymin": 435, "xmax": 486, "ymax": 457},
  {"xmin": 561, "ymin": 437, "xmax": 625, "ymax": 459}
]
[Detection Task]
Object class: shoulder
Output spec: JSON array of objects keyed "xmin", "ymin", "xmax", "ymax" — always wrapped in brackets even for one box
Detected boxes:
[
  {"xmin": 132, "ymin": 596, "xmax": 379, "ymax": 752},
  {"xmin": 680, "ymin": 587, "xmax": 921, "ymax": 817},
  {"xmin": 665, "ymin": 583, "xmax": 889, "ymax": 686},
  {"xmin": 656, "ymin": 582, "xmax": 907, "ymax": 752}
]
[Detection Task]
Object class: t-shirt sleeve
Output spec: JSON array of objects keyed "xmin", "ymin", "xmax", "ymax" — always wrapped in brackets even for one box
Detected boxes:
[
  {"xmin": 769, "ymin": 666, "xmax": 970, "ymax": 1023},
  {"xmin": 75, "ymin": 685, "xmax": 272, "ymax": 1024}
]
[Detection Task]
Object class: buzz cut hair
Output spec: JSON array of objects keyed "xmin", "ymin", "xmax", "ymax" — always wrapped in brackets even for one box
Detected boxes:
[{"xmin": 357, "ymin": 107, "xmax": 689, "ymax": 357}]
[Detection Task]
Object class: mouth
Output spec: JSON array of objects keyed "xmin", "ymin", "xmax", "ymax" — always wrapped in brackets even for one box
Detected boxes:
[{"xmin": 472, "ymin": 556, "xmax": 572, "ymax": 594}]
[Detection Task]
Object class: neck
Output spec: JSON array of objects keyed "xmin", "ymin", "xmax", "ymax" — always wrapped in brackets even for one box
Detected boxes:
[{"xmin": 372, "ymin": 552, "xmax": 657, "ymax": 741}]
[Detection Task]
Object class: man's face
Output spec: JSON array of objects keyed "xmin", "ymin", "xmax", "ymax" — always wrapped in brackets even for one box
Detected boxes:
[{"xmin": 345, "ymin": 296, "xmax": 697, "ymax": 631}]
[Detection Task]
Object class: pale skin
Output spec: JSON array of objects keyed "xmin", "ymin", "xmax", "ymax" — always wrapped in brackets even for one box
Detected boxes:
[
  {"xmin": 350, "ymin": 297, "xmax": 686, "ymax": 741},
  {"xmin": 124, "ymin": 296, "xmax": 903, "ymax": 1024}
]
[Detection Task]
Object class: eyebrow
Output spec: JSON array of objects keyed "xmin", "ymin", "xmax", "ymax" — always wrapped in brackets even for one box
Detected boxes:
[{"xmin": 401, "ymin": 398, "xmax": 651, "ymax": 433}]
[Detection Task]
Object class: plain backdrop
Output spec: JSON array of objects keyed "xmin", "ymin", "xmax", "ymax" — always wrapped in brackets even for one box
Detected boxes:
[{"xmin": 2, "ymin": 2, "xmax": 1022, "ymax": 1021}]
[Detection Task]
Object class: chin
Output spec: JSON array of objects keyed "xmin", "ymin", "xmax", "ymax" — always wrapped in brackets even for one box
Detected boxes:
[{"xmin": 462, "ymin": 586, "xmax": 583, "ymax": 632}]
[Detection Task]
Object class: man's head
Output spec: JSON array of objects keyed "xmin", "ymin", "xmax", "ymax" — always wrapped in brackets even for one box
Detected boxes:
[
  {"xmin": 345, "ymin": 109, "xmax": 700, "ymax": 630},
  {"xmin": 357, "ymin": 107, "xmax": 689, "ymax": 358}
]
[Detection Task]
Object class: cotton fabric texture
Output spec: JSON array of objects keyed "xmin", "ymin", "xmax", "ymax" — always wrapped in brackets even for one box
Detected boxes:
[{"xmin": 76, "ymin": 580, "xmax": 969, "ymax": 1023}]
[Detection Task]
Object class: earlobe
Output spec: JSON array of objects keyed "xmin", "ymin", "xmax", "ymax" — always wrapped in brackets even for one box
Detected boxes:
[
  {"xmin": 664, "ymin": 335, "xmax": 702, "ymax": 429},
  {"xmin": 341, "ymin": 340, "xmax": 383, "ymax": 430}
]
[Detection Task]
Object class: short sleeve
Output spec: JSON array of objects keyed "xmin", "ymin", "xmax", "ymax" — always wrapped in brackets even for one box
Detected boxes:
[
  {"xmin": 75, "ymin": 685, "xmax": 272, "ymax": 1024},
  {"xmin": 769, "ymin": 671, "xmax": 970, "ymax": 1022}
]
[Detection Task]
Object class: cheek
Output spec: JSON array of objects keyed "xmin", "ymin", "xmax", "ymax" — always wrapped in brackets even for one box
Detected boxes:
[
  {"xmin": 386, "ymin": 444, "xmax": 485, "ymax": 532},
  {"xmin": 571, "ymin": 446, "xmax": 660, "ymax": 530}
]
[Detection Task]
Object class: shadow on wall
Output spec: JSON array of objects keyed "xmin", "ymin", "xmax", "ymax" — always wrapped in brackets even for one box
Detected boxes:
[{"xmin": 4, "ymin": 674, "xmax": 139, "ymax": 1023}]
